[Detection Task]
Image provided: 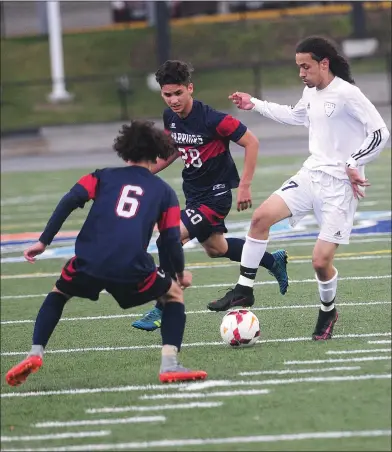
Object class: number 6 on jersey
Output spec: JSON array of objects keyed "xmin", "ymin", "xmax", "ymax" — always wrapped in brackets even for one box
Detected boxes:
[{"xmin": 116, "ymin": 185, "xmax": 144, "ymax": 218}]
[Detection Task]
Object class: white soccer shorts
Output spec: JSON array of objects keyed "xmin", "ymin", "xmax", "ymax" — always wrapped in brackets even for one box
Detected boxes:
[{"xmin": 274, "ymin": 167, "xmax": 359, "ymax": 245}]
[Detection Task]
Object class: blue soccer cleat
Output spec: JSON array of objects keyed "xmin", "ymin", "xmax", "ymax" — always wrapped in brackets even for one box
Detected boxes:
[
  {"xmin": 132, "ymin": 307, "xmax": 162, "ymax": 331},
  {"xmin": 269, "ymin": 249, "xmax": 289, "ymax": 295}
]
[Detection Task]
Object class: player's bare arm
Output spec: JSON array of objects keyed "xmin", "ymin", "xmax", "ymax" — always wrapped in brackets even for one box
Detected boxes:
[
  {"xmin": 229, "ymin": 92, "xmax": 254, "ymax": 110},
  {"xmin": 235, "ymin": 129, "xmax": 259, "ymax": 211},
  {"xmin": 151, "ymin": 152, "xmax": 180, "ymax": 174},
  {"xmin": 24, "ymin": 241, "xmax": 47, "ymax": 263},
  {"xmin": 177, "ymin": 270, "xmax": 193, "ymax": 289},
  {"xmin": 345, "ymin": 167, "xmax": 371, "ymax": 199}
]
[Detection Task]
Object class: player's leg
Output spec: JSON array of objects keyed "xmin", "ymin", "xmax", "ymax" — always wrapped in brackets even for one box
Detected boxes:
[
  {"xmin": 6, "ymin": 286, "xmax": 71, "ymax": 387},
  {"xmin": 191, "ymin": 196, "xmax": 284, "ymax": 277},
  {"xmin": 113, "ymin": 268, "xmax": 206, "ymax": 382},
  {"xmin": 312, "ymin": 239, "xmax": 339, "ymax": 340},
  {"xmin": 132, "ymin": 221, "xmax": 190, "ymax": 331},
  {"xmin": 158, "ymin": 279, "xmax": 207, "ymax": 383},
  {"xmin": 311, "ymin": 175, "xmax": 357, "ymax": 340},
  {"xmin": 201, "ymin": 232, "xmax": 289, "ymax": 296},
  {"xmin": 208, "ymin": 171, "xmax": 313, "ymax": 311},
  {"xmin": 207, "ymin": 194, "xmax": 291, "ymax": 311},
  {"xmin": 5, "ymin": 257, "xmax": 102, "ymax": 386}
]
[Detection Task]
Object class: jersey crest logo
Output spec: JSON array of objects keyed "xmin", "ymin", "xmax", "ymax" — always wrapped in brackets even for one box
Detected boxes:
[{"xmin": 324, "ymin": 102, "xmax": 336, "ymax": 117}]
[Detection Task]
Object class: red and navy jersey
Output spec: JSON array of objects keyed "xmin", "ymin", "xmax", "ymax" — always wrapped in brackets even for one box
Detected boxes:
[
  {"xmin": 163, "ymin": 100, "xmax": 247, "ymax": 203},
  {"xmin": 39, "ymin": 166, "xmax": 183, "ymax": 283}
]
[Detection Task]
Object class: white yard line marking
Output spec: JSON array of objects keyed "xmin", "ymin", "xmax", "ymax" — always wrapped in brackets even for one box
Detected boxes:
[
  {"xmin": 326, "ymin": 348, "xmax": 391, "ymax": 355},
  {"xmin": 239, "ymin": 366, "xmax": 361, "ymax": 376},
  {"xmin": 285, "ymin": 356, "xmax": 391, "ymax": 365},
  {"xmin": 140, "ymin": 389, "xmax": 271, "ymax": 401},
  {"xmin": 184, "ymin": 255, "xmax": 391, "ymax": 269},
  {"xmin": 1, "ymin": 430, "xmax": 391, "ymax": 451},
  {"xmin": 368, "ymin": 340, "xmax": 392, "ymax": 344},
  {"xmin": 175, "ymin": 374, "xmax": 391, "ymax": 393},
  {"xmin": 1, "ymin": 237, "xmax": 389, "ymax": 261},
  {"xmin": 1, "ymin": 384, "xmax": 183, "ymax": 399},
  {"xmin": 1, "ymin": 194, "xmax": 63, "ymax": 207},
  {"xmin": 2, "ymin": 333, "xmax": 391, "ymax": 357},
  {"xmin": 2, "ymin": 300, "xmax": 390, "ymax": 324},
  {"xmin": 2, "ymin": 294, "xmax": 49, "ymax": 300},
  {"xmin": 85, "ymin": 401, "xmax": 223, "ymax": 414},
  {"xmin": 191, "ymin": 275, "xmax": 391, "ymax": 289},
  {"xmin": 34, "ymin": 416, "xmax": 166, "ymax": 428},
  {"xmin": 1, "ymin": 431, "xmax": 111, "ymax": 442}
]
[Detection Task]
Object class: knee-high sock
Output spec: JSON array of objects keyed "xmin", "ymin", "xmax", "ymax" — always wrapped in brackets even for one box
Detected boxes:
[
  {"xmin": 224, "ymin": 237, "xmax": 275, "ymax": 270},
  {"xmin": 30, "ymin": 292, "xmax": 69, "ymax": 355},
  {"xmin": 155, "ymin": 235, "xmax": 178, "ymax": 311},
  {"xmin": 161, "ymin": 301, "xmax": 186, "ymax": 352},
  {"xmin": 237, "ymin": 236, "xmax": 269, "ymax": 288},
  {"xmin": 316, "ymin": 268, "xmax": 338, "ymax": 312}
]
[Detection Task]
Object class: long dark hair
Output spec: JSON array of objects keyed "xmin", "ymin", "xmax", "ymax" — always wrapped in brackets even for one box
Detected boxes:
[{"xmin": 296, "ymin": 36, "xmax": 355, "ymax": 84}]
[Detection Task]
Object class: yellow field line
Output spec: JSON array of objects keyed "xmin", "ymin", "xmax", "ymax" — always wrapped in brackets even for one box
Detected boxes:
[
  {"xmin": 1, "ymin": 250, "xmax": 390, "ymax": 279},
  {"xmin": 189, "ymin": 249, "xmax": 392, "ymax": 266}
]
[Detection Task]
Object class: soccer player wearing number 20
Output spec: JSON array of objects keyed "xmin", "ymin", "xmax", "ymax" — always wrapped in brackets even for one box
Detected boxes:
[
  {"xmin": 209, "ymin": 37, "xmax": 390, "ymax": 340},
  {"xmin": 132, "ymin": 60, "xmax": 289, "ymax": 332}
]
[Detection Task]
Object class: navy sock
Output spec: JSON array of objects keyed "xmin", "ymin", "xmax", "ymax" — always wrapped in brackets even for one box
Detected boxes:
[
  {"xmin": 224, "ymin": 237, "xmax": 275, "ymax": 271},
  {"xmin": 161, "ymin": 302, "xmax": 186, "ymax": 351},
  {"xmin": 33, "ymin": 292, "xmax": 69, "ymax": 347},
  {"xmin": 155, "ymin": 235, "xmax": 178, "ymax": 311}
]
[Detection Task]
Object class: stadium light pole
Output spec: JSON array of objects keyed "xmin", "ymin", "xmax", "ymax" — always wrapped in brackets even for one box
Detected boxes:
[
  {"xmin": 155, "ymin": 0, "xmax": 171, "ymax": 65},
  {"xmin": 47, "ymin": 1, "xmax": 72, "ymax": 102},
  {"xmin": 351, "ymin": 1, "xmax": 367, "ymax": 38}
]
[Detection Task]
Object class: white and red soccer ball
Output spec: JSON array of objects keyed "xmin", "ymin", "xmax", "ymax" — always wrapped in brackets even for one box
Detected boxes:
[{"xmin": 220, "ymin": 309, "xmax": 260, "ymax": 347}]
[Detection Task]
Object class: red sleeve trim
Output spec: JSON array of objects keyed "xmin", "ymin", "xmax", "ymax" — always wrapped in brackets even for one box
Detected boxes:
[
  {"xmin": 77, "ymin": 174, "xmax": 98, "ymax": 200},
  {"xmin": 158, "ymin": 206, "xmax": 180, "ymax": 231},
  {"xmin": 216, "ymin": 115, "xmax": 241, "ymax": 137}
]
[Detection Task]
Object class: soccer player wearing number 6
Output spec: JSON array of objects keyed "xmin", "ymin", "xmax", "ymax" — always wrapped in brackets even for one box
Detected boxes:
[
  {"xmin": 208, "ymin": 37, "xmax": 390, "ymax": 340},
  {"xmin": 132, "ymin": 60, "xmax": 289, "ymax": 332},
  {"xmin": 5, "ymin": 121, "xmax": 207, "ymax": 387}
]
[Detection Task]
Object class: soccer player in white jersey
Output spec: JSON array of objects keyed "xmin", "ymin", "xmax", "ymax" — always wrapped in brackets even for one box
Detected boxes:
[{"xmin": 207, "ymin": 36, "xmax": 390, "ymax": 340}]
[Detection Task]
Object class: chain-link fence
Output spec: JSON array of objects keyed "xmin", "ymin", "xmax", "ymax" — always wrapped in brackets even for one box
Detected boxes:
[{"xmin": 1, "ymin": 53, "xmax": 390, "ymax": 134}]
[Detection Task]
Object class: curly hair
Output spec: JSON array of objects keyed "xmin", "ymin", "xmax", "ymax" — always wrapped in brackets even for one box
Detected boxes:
[
  {"xmin": 155, "ymin": 60, "xmax": 194, "ymax": 87},
  {"xmin": 113, "ymin": 120, "xmax": 177, "ymax": 163},
  {"xmin": 296, "ymin": 36, "xmax": 355, "ymax": 84}
]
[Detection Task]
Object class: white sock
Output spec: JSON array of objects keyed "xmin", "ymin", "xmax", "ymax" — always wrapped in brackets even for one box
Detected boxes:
[
  {"xmin": 237, "ymin": 236, "xmax": 268, "ymax": 288},
  {"xmin": 316, "ymin": 268, "xmax": 338, "ymax": 312},
  {"xmin": 28, "ymin": 345, "xmax": 44, "ymax": 358}
]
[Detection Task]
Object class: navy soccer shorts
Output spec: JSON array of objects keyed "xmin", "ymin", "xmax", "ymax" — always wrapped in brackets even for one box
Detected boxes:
[
  {"xmin": 56, "ymin": 257, "xmax": 172, "ymax": 309},
  {"xmin": 181, "ymin": 192, "xmax": 232, "ymax": 243}
]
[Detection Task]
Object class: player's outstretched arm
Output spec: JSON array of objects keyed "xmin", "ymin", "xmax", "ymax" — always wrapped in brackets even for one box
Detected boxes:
[
  {"xmin": 151, "ymin": 152, "xmax": 180, "ymax": 174},
  {"xmin": 229, "ymin": 91, "xmax": 307, "ymax": 126},
  {"xmin": 235, "ymin": 129, "xmax": 259, "ymax": 212},
  {"xmin": 37, "ymin": 174, "xmax": 97, "ymax": 252}
]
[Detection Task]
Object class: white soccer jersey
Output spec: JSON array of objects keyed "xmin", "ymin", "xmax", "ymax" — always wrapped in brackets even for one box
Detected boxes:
[{"xmin": 251, "ymin": 76, "xmax": 389, "ymax": 180}]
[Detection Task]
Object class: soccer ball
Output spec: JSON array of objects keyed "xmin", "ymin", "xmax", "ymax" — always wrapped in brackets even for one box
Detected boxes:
[{"xmin": 220, "ymin": 309, "xmax": 260, "ymax": 347}]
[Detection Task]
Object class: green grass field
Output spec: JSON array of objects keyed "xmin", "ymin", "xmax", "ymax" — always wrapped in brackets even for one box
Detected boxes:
[{"xmin": 1, "ymin": 151, "xmax": 391, "ymax": 451}]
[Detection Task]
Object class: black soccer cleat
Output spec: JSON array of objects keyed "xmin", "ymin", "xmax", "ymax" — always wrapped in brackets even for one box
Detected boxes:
[
  {"xmin": 312, "ymin": 307, "xmax": 339, "ymax": 341},
  {"xmin": 207, "ymin": 285, "xmax": 255, "ymax": 312}
]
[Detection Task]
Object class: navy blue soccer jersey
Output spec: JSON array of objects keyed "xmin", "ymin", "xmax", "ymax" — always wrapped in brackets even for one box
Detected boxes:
[
  {"xmin": 163, "ymin": 100, "xmax": 247, "ymax": 203},
  {"xmin": 39, "ymin": 166, "xmax": 183, "ymax": 283}
]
